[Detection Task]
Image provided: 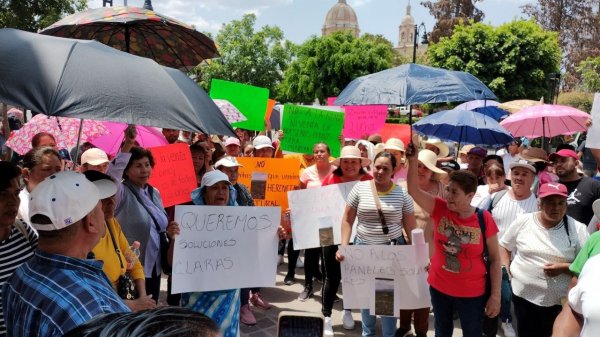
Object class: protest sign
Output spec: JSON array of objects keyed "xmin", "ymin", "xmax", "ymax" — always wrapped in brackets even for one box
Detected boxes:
[
  {"xmin": 265, "ymin": 99, "xmax": 277, "ymax": 130},
  {"xmin": 209, "ymin": 79, "xmax": 269, "ymax": 131},
  {"xmin": 343, "ymin": 105, "xmax": 388, "ymax": 139},
  {"xmin": 172, "ymin": 205, "xmax": 280, "ymax": 293},
  {"xmin": 236, "ymin": 157, "xmax": 300, "ymax": 210},
  {"xmin": 288, "ymin": 181, "xmax": 357, "ymax": 250},
  {"xmin": 586, "ymin": 93, "xmax": 600, "ymax": 149},
  {"xmin": 327, "ymin": 97, "xmax": 337, "ymax": 106},
  {"xmin": 281, "ymin": 104, "xmax": 344, "ymax": 157},
  {"xmin": 148, "ymin": 143, "xmax": 197, "ymax": 208},
  {"xmin": 378, "ymin": 123, "xmax": 411, "ymax": 145},
  {"xmin": 340, "ymin": 244, "xmax": 431, "ymax": 313}
]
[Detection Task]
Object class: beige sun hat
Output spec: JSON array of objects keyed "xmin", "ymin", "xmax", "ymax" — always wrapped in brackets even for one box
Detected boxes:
[
  {"xmin": 384, "ymin": 138, "xmax": 405, "ymax": 152},
  {"xmin": 418, "ymin": 149, "xmax": 448, "ymax": 180},
  {"xmin": 332, "ymin": 146, "xmax": 372, "ymax": 167},
  {"xmin": 424, "ymin": 138, "xmax": 450, "ymax": 158},
  {"xmin": 459, "ymin": 144, "xmax": 476, "ymax": 155}
]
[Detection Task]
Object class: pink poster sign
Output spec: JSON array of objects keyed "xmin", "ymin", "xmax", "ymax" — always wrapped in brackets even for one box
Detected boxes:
[{"xmin": 342, "ymin": 105, "xmax": 388, "ymax": 139}]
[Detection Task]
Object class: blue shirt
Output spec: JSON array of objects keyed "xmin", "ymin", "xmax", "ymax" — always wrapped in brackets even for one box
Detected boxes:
[{"xmin": 2, "ymin": 251, "xmax": 131, "ymax": 337}]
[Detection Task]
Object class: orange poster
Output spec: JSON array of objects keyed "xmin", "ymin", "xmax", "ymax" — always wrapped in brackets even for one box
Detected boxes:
[
  {"xmin": 148, "ymin": 143, "xmax": 197, "ymax": 208},
  {"xmin": 236, "ymin": 157, "xmax": 301, "ymax": 210}
]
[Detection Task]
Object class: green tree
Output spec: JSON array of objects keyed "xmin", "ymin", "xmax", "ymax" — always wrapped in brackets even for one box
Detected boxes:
[
  {"xmin": 0, "ymin": 0, "xmax": 87, "ymax": 32},
  {"xmin": 428, "ymin": 20, "xmax": 561, "ymax": 101},
  {"xmin": 278, "ymin": 31, "xmax": 393, "ymax": 103},
  {"xmin": 194, "ymin": 14, "xmax": 295, "ymax": 96},
  {"xmin": 577, "ymin": 56, "xmax": 600, "ymax": 92}
]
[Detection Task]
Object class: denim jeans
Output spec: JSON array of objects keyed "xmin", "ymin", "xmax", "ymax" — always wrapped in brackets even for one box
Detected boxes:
[
  {"xmin": 354, "ymin": 237, "xmax": 401, "ymax": 337},
  {"xmin": 429, "ymin": 286, "xmax": 485, "ymax": 337}
]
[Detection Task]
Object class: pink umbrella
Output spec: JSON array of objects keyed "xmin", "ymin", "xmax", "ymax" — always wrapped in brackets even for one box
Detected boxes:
[
  {"xmin": 5, "ymin": 114, "xmax": 108, "ymax": 155},
  {"xmin": 90, "ymin": 122, "xmax": 168, "ymax": 155},
  {"xmin": 500, "ymin": 104, "xmax": 590, "ymax": 139},
  {"xmin": 213, "ymin": 99, "xmax": 248, "ymax": 124}
]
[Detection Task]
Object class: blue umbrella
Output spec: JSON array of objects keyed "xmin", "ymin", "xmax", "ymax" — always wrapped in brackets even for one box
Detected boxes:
[
  {"xmin": 334, "ymin": 64, "xmax": 497, "ymax": 106},
  {"xmin": 454, "ymin": 99, "xmax": 499, "ymax": 111},
  {"xmin": 413, "ymin": 109, "xmax": 514, "ymax": 147},
  {"xmin": 471, "ymin": 106, "xmax": 509, "ymax": 121}
]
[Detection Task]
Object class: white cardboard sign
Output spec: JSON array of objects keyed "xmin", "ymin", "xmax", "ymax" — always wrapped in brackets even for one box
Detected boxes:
[
  {"xmin": 172, "ymin": 205, "xmax": 280, "ymax": 293},
  {"xmin": 288, "ymin": 181, "xmax": 357, "ymax": 250},
  {"xmin": 340, "ymin": 243, "xmax": 431, "ymax": 314},
  {"xmin": 586, "ymin": 93, "xmax": 600, "ymax": 149}
]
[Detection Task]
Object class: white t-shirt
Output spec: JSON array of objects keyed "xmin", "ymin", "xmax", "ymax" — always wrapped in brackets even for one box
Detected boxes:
[
  {"xmin": 471, "ymin": 185, "xmax": 492, "ymax": 208},
  {"xmin": 480, "ymin": 190, "xmax": 537, "ymax": 239},
  {"xmin": 17, "ymin": 188, "xmax": 30, "ymax": 225},
  {"xmin": 569, "ymin": 254, "xmax": 600, "ymax": 337},
  {"xmin": 500, "ymin": 213, "xmax": 589, "ymax": 306}
]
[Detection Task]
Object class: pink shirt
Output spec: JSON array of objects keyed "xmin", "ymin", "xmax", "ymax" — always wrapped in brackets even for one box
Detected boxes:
[{"xmin": 300, "ymin": 164, "xmax": 335, "ymax": 188}]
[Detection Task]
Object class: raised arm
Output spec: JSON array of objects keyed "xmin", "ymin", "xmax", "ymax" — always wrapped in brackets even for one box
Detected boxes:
[{"xmin": 405, "ymin": 141, "xmax": 435, "ymax": 214}]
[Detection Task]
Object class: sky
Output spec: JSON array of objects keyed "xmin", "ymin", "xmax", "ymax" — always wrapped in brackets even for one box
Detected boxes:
[{"xmin": 87, "ymin": 0, "xmax": 534, "ymax": 45}]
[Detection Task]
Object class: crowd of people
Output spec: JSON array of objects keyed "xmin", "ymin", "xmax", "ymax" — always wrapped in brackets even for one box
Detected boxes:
[{"xmin": 1, "ymin": 119, "xmax": 600, "ymax": 337}]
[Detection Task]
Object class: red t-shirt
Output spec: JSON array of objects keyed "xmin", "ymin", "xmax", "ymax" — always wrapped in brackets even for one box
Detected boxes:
[
  {"xmin": 428, "ymin": 197, "xmax": 499, "ymax": 297},
  {"xmin": 321, "ymin": 172, "xmax": 373, "ymax": 186}
]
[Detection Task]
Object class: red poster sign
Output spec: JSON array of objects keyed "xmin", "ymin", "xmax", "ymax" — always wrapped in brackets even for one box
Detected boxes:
[
  {"xmin": 378, "ymin": 123, "xmax": 412, "ymax": 146},
  {"xmin": 148, "ymin": 143, "xmax": 197, "ymax": 208}
]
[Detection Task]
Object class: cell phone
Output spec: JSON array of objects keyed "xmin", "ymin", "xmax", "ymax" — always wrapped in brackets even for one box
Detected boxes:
[{"xmin": 277, "ymin": 311, "xmax": 324, "ymax": 337}]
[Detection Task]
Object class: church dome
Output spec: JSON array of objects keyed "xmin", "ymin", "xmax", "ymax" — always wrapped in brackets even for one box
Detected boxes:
[
  {"xmin": 322, "ymin": 0, "xmax": 360, "ymax": 38},
  {"xmin": 400, "ymin": 3, "xmax": 414, "ymax": 26}
]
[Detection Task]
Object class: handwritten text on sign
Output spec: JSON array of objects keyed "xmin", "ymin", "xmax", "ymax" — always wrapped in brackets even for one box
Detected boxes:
[
  {"xmin": 281, "ymin": 104, "xmax": 344, "ymax": 157},
  {"xmin": 148, "ymin": 144, "xmax": 197, "ymax": 208},
  {"xmin": 172, "ymin": 205, "xmax": 280, "ymax": 293},
  {"xmin": 342, "ymin": 105, "xmax": 388, "ymax": 139},
  {"xmin": 236, "ymin": 157, "xmax": 300, "ymax": 210},
  {"xmin": 340, "ymin": 245, "xmax": 431, "ymax": 312},
  {"xmin": 288, "ymin": 182, "xmax": 357, "ymax": 250}
]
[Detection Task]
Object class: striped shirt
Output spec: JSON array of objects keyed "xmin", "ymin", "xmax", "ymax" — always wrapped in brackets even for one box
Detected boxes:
[
  {"xmin": 2, "ymin": 251, "xmax": 131, "ymax": 337},
  {"xmin": 347, "ymin": 181, "xmax": 414, "ymax": 244},
  {"xmin": 0, "ymin": 220, "xmax": 38, "ymax": 337},
  {"xmin": 489, "ymin": 191, "xmax": 537, "ymax": 239}
]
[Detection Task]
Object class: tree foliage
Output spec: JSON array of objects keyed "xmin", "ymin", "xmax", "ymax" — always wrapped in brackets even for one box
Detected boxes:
[
  {"xmin": 194, "ymin": 14, "xmax": 295, "ymax": 96},
  {"xmin": 557, "ymin": 91, "xmax": 594, "ymax": 112},
  {"xmin": 0, "ymin": 0, "xmax": 87, "ymax": 32},
  {"xmin": 420, "ymin": 0, "xmax": 484, "ymax": 43},
  {"xmin": 523, "ymin": 0, "xmax": 600, "ymax": 88},
  {"xmin": 428, "ymin": 20, "xmax": 561, "ymax": 101},
  {"xmin": 577, "ymin": 56, "xmax": 600, "ymax": 92},
  {"xmin": 278, "ymin": 31, "xmax": 393, "ymax": 103}
]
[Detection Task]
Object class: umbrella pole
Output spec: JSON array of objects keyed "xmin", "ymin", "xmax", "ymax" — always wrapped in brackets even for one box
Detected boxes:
[
  {"xmin": 73, "ymin": 118, "xmax": 84, "ymax": 166},
  {"xmin": 125, "ymin": 25, "xmax": 130, "ymax": 53},
  {"xmin": 409, "ymin": 105, "xmax": 413, "ymax": 143}
]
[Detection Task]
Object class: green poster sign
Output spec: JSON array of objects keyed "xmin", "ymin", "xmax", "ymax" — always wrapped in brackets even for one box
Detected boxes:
[
  {"xmin": 281, "ymin": 105, "xmax": 345, "ymax": 157},
  {"xmin": 209, "ymin": 79, "xmax": 269, "ymax": 131}
]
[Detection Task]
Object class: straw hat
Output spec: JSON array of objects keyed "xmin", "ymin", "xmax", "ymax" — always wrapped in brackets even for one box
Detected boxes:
[
  {"xmin": 384, "ymin": 138, "xmax": 405, "ymax": 152},
  {"xmin": 332, "ymin": 146, "xmax": 372, "ymax": 167},
  {"xmin": 459, "ymin": 144, "xmax": 475, "ymax": 155},
  {"xmin": 418, "ymin": 149, "xmax": 448, "ymax": 180},
  {"xmin": 424, "ymin": 138, "xmax": 449, "ymax": 158}
]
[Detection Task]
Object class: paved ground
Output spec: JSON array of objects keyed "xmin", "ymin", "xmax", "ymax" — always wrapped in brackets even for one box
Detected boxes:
[{"xmin": 160, "ymin": 256, "xmax": 505, "ymax": 337}]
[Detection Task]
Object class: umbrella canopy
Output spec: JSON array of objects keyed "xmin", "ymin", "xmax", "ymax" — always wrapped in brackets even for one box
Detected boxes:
[
  {"xmin": 90, "ymin": 122, "xmax": 167, "ymax": 155},
  {"xmin": 471, "ymin": 106, "xmax": 509, "ymax": 121},
  {"xmin": 498, "ymin": 99, "xmax": 542, "ymax": 114},
  {"xmin": 334, "ymin": 63, "xmax": 497, "ymax": 106},
  {"xmin": 0, "ymin": 28, "xmax": 234, "ymax": 136},
  {"xmin": 213, "ymin": 99, "xmax": 247, "ymax": 124},
  {"xmin": 413, "ymin": 109, "xmax": 514, "ymax": 147},
  {"xmin": 454, "ymin": 99, "xmax": 499, "ymax": 111},
  {"xmin": 500, "ymin": 104, "xmax": 590, "ymax": 139},
  {"xmin": 5, "ymin": 114, "xmax": 108, "ymax": 155},
  {"xmin": 40, "ymin": 6, "xmax": 218, "ymax": 70}
]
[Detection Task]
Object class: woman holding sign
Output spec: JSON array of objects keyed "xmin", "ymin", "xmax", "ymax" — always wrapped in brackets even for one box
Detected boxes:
[
  {"xmin": 178, "ymin": 170, "xmax": 241, "ymax": 337},
  {"xmin": 405, "ymin": 141, "xmax": 502, "ymax": 337},
  {"xmin": 321, "ymin": 146, "xmax": 373, "ymax": 335},
  {"xmin": 336, "ymin": 151, "xmax": 417, "ymax": 337}
]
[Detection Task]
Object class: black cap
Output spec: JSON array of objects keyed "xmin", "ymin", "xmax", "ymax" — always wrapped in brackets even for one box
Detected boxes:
[{"xmin": 439, "ymin": 160, "xmax": 460, "ymax": 171}]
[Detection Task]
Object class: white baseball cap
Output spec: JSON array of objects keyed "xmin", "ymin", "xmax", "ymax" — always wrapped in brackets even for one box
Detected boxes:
[
  {"xmin": 29, "ymin": 171, "xmax": 117, "ymax": 231},
  {"xmin": 215, "ymin": 156, "xmax": 243, "ymax": 168},
  {"xmin": 252, "ymin": 135, "xmax": 274, "ymax": 150},
  {"xmin": 81, "ymin": 148, "xmax": 109, "ymax": 166},
  {"xmin": 509, "ymin": 159, "xmax": 537, "ymax": 174},
  {"xmin": 200, "ymin": 170, "xmax": 231, "ymax": 189}
]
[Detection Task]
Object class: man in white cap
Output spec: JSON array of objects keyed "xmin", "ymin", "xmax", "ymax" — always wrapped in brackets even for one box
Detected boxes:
[
  {"xmin": 224, "ymin": 137, "xmax": 242, "ymax": 157},
  {"xmin": 80, "ymin": 147, "xmax": 110, "ymax": 174},
  {"xmin": 252, "ymin": 135, "xmax": 275, "ymax": 158},
  {"xmin": 2, "ymin": 171, "xmax": 131, "ymax": 337}
]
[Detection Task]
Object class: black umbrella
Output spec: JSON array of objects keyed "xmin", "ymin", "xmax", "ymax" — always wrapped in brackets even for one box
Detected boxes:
[
  {"xmin": 0, "ymin": 28, "xmax": 234, "ymax": 136},
  {"xmin": 40, "ymin": 6, "xmax": 218, "ymax": 70}
]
